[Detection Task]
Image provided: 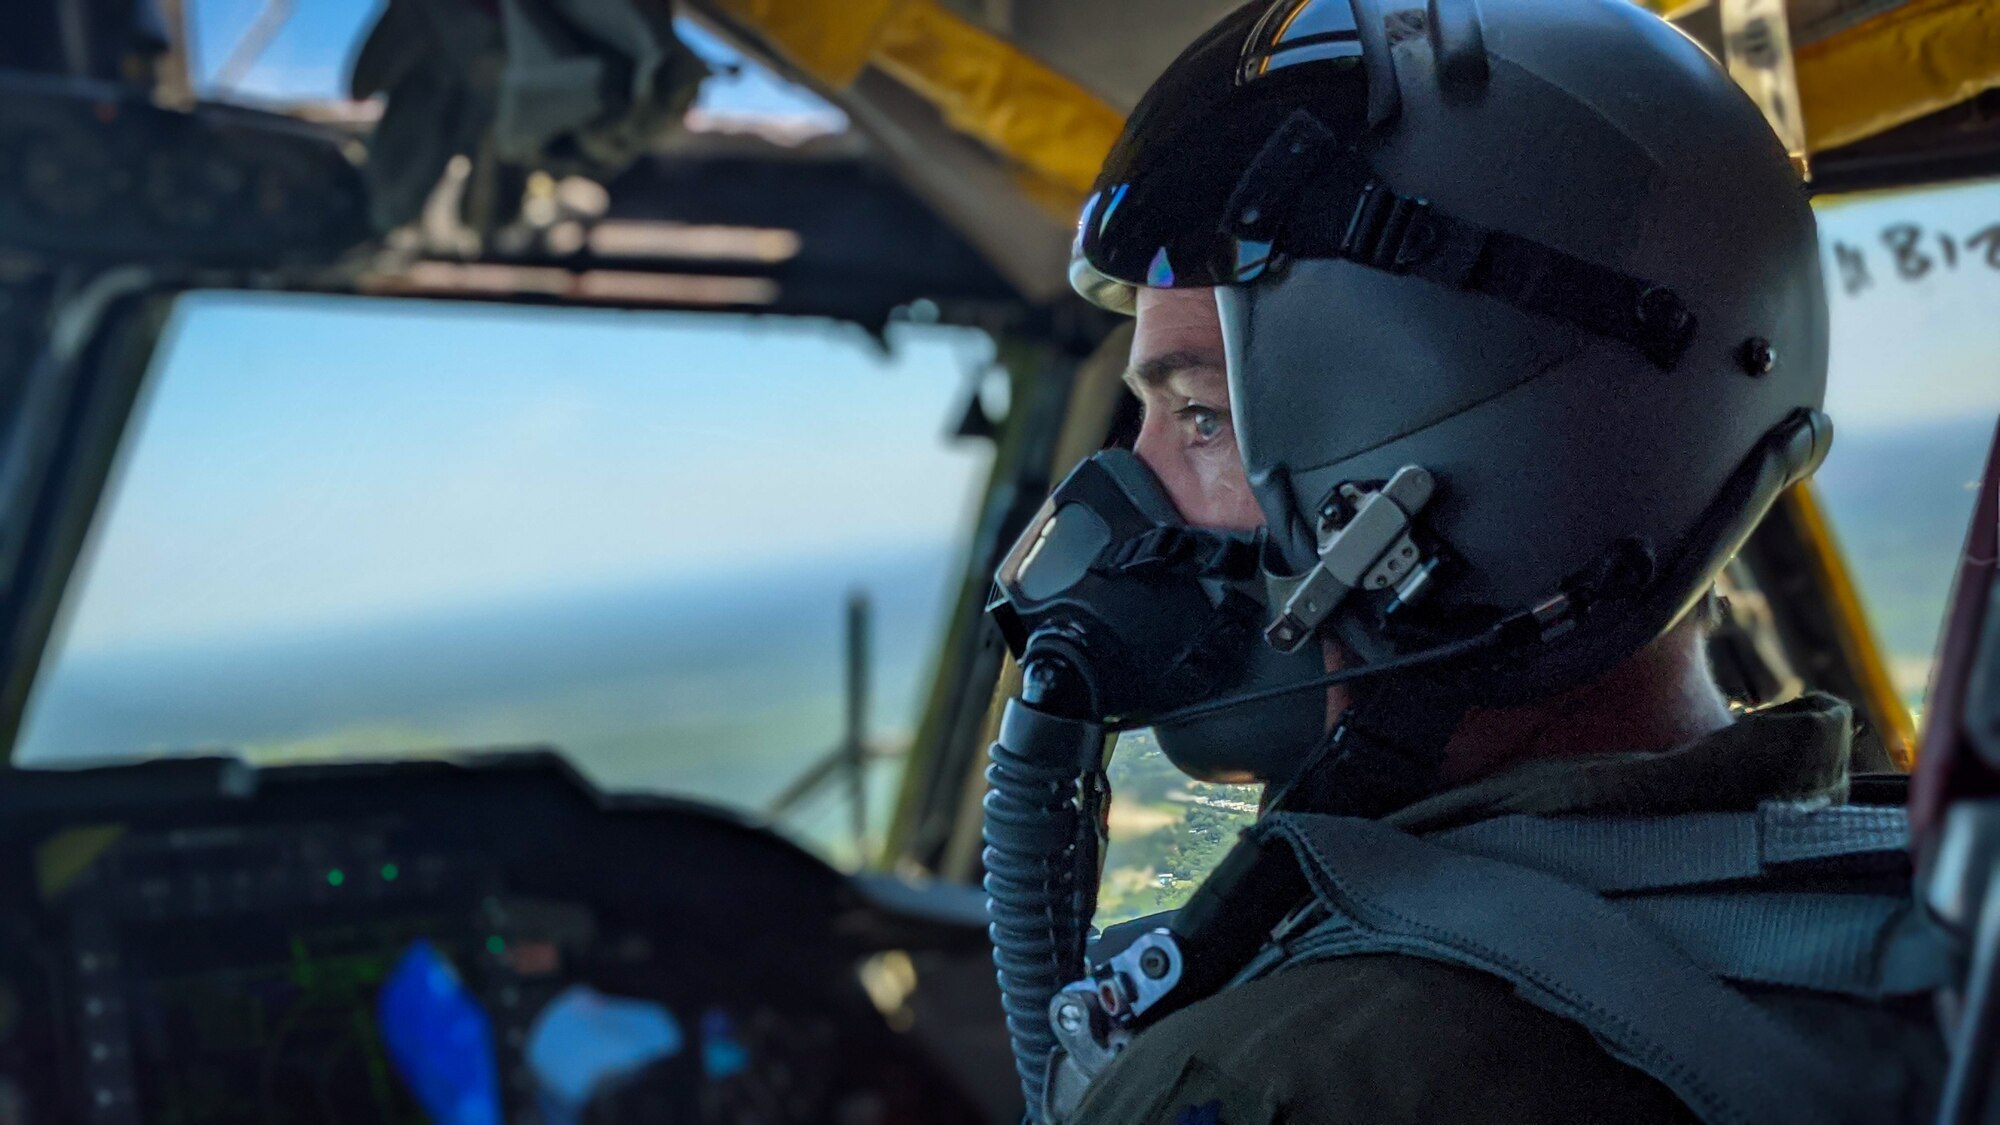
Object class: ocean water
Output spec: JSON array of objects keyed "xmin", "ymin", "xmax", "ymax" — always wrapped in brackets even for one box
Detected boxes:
[{"xmin": 1813, "ymin": 412, "xmax": 1996, "ymax": 696}]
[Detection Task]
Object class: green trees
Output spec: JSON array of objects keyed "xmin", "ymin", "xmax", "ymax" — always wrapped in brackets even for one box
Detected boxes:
[
  {"xmin": 1152, "ymin": 803, "xmax": 1245, "ymax": 906},
  {"xmin": 1096, "ymin": 730, "xmax": 1260, "ymax": 923}
]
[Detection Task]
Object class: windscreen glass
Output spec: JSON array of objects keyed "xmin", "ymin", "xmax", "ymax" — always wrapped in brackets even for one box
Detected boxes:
[
  {"xmin": 14, "ymin": 292, "xmax": 997, "ymax": 867},
  {"xmin": 1811, "ymin": 177, "xmax": 2000, "ymax": 725}
]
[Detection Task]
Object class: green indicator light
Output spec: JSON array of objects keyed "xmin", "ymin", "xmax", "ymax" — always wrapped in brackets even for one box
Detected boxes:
[
  {"xmin": 380, "ymin": 863, "xmax": 399, "ymax": 882},
  {"xmin": 326, "ymin": 869, "xmax": 346, "ymax": 887},
  {"xmin": 486, "ymin": 936, "xmax": 506, "ymax": 956}
]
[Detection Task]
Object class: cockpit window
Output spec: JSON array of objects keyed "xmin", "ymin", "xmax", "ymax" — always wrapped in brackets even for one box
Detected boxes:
[
  {"xmin": 14, "ymin": 292, "xmax": 995, "ymax": 867},
  {"xmin": 1812, "ymin": 177, "xmax": 2000, "ymax": 722},
  {"xmin": 1098, "ymin": 729, "xmax": 1260, "ymax": 925}
]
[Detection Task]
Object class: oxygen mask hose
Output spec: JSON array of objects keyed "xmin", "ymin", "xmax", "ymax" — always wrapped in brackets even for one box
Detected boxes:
[{"xmin": 983, "ymin": 650, "xmax": 1106, "ymax": 1123}]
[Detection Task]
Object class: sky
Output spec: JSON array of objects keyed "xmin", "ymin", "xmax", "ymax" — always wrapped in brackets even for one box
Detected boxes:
[{"xmin": 55, "ymin": 297, "xmax": 996, "ymax": 654}]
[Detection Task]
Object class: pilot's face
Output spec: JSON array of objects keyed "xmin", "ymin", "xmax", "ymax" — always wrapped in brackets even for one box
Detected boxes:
[
  {"xmin": 1126, "ymin": 287, "xmax": 1264, "ymax": 530},
  {"xmin": 1129, "ymin": 286, "xmax": 1352, "ymax": 733}
]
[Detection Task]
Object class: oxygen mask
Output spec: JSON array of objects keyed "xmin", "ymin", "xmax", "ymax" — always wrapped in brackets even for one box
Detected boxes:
[{"xmin": 988, "ymin": 449, "xmax": 1327, "ymax": 774}]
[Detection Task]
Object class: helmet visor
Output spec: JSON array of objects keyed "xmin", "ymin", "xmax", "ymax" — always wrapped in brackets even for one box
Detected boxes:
[{"xmin": 1073, "ymin": 0, "xmax": 1382, "ymax": 304}]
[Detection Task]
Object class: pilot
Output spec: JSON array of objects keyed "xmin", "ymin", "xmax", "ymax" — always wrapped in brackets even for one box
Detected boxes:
[{"xmin": 1035, "ymin": 0, "xmax": 1949, "ymax": 1120}]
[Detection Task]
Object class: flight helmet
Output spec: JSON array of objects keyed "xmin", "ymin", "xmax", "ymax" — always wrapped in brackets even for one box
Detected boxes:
[{"xmin": 1067, "ymin": 0, "xmax": 1831, "ymax": 785}]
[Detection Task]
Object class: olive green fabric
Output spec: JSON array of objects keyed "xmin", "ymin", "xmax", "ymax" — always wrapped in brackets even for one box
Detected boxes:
[
  {"xmin": 1071, "ymin": 693, "xmax": 1932, "ymax": 1125},
  {"xmin": 1386, "ymin": 693, "xmax": 1855, "ymax": 834},
  {"xmin": 1073, "ymin": 955, "xmax": 1699, "ymax": 1124}
]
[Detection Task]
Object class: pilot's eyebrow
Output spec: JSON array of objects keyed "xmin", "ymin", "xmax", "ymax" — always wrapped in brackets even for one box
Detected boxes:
[{"xmin": 1123, "ymin": 349, "xmax": 1225, "ymax": 392}]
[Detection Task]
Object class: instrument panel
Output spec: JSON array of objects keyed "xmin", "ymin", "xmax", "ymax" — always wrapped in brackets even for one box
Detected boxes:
[{"xmin": 0, "ymin": 753, "xmax": 1007, "ymax": 1124}]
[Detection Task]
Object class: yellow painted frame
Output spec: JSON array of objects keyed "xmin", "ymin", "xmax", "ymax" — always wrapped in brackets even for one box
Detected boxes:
[
  {"xmin": 1796, "ymin": 0, "xmax": 2000, "ymax": 153},
  {"xmin": 1780, "ymin": 482, "xmax": 1920, "ymax": 767},
  {"xmin": 700, "ymin": 0, "xmax": 1122, "ymax": 208},
  {"xmin": 701, "ymin": 0, "xmax": 2000, "ymax": 210}
]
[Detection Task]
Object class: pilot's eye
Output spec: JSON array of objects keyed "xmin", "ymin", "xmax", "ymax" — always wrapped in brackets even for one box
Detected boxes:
[{"xmin": 1176, "ymin": 404, "xmax": 1227, "ymax": 445}]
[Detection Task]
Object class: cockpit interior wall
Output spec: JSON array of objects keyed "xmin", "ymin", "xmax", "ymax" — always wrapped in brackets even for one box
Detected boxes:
[
  {"xmin": 691, "ymin": 0, "xmax": 1124, "ymax": 202},
  {"xmin": 1790, "ymin": 0, "xmax": 2000, "ymax": 151},
  {"xmin": 692, "ymin": 0, "xmax": 2000, "ymax": 206}
]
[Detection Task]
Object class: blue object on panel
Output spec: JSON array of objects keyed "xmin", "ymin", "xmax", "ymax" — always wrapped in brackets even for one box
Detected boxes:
[{"xmin": 377, "ymin": 940, "xmax": 503, "ymax": 1125}]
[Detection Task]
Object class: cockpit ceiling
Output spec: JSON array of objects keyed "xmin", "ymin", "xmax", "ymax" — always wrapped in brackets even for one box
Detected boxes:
[{"xmin": 689, "ymin": 0, "xmax": 2000, "ymax": 221}]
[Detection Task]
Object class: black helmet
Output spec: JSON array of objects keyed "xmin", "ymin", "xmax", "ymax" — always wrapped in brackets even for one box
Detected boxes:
[{"xmin": 1072, "ymin": 0, "xmax": 1831, "ymax": 719}]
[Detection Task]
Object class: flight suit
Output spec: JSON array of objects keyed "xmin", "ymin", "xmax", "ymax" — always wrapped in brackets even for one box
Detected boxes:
[{"xmin": 1071, "ymin": 695, "xmax": 1945, "ymax": 1124}]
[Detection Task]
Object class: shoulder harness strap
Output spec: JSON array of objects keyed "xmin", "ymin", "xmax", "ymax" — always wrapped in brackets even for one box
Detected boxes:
[
  {"xmin": 1243, "ymin": 808, "xmax": 1933, "ymax": 1125},
  {"xmin": 1418, "ymin": 803, "xmax": 1952, "ymax": 997}
]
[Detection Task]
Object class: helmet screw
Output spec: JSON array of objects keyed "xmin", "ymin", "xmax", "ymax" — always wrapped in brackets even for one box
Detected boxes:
[
  {"xmin": 1739, "ymin": 337, "xmax": 1777, "ymax": 376},
  {"xmin": 1056, "ymin": 1001, "xmax": 1087, "ymax": 1034},
  {"xmin": 1139, "ymin": 948, "xmax": 1172, "ymax": 979}
]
